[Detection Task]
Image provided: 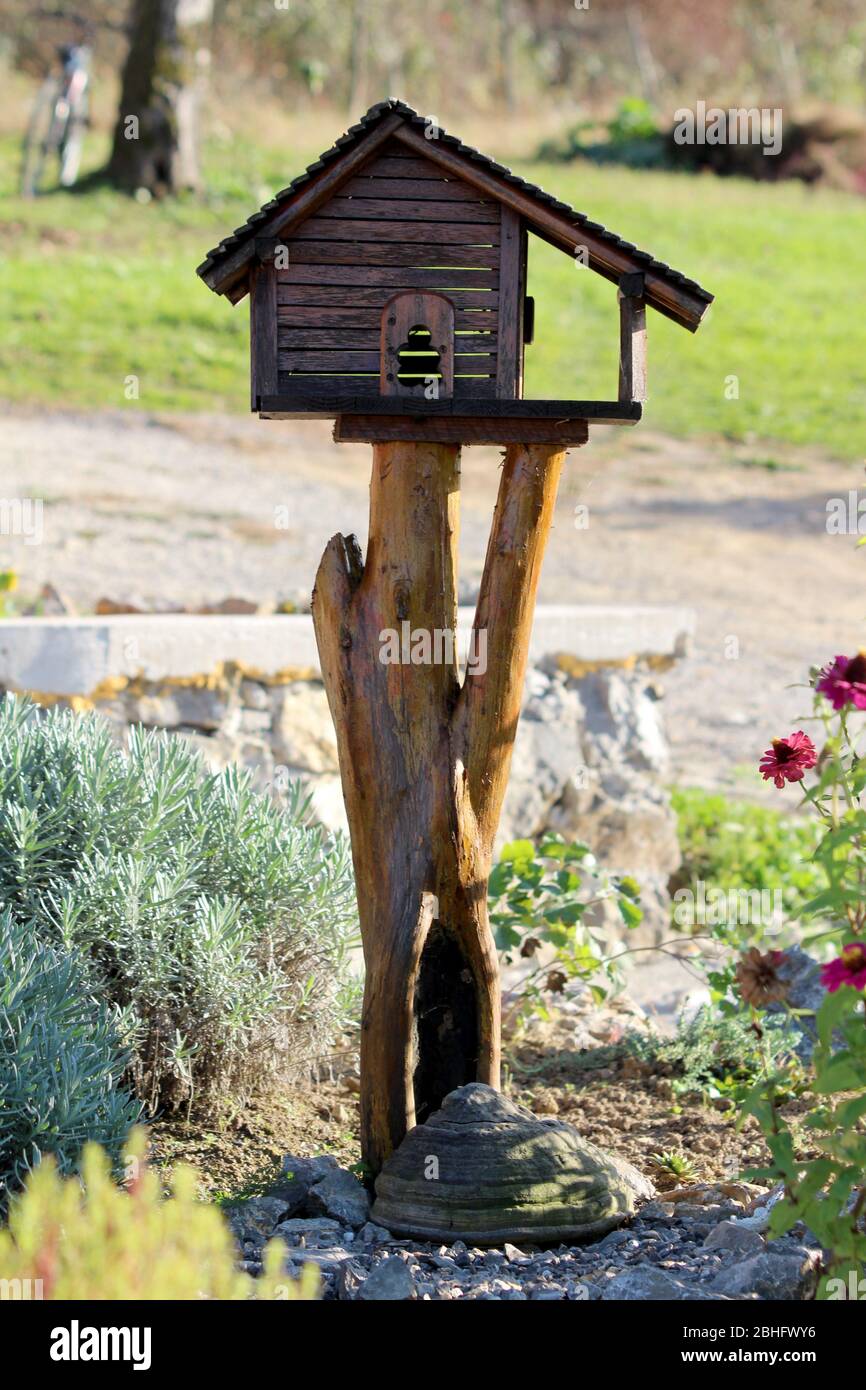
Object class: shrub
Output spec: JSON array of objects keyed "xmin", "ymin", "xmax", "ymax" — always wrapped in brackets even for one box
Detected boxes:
[
  {"xmin": 671, "ymin": 787, "xmax": 822, "ymax": 932},
  {"xmin": 489, "ymin": 834, "xmax": 643, "ymax": 1027},
  {"xmin": 670, "ymin": 787, "xmax": 824, "ymax": 1006},
  {"xmin": 0, "ymin": 910, "xmax": 140, "ymax": 1208},
  {"xmin": 0, "ymin": 696, "xmax": 359, "ymax": 1114},
  {"xmin": 0, "ymin": 1131, "xmax": 318, "ymax": 1300},
  {"xmin": 629, "ymin": 1006, "xmax": 800, "ymax": 1105}
]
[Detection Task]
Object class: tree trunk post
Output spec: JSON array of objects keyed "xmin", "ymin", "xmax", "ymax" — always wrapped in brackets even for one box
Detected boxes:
[{"xmin": 312, "ymin": 440, "xmax": 568, "ymax": 1175}]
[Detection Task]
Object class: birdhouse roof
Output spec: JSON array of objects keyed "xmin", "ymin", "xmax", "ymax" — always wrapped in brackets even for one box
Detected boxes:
[{"xmin": 197, "ymin": 99, "xmax": 713, "ymax": 330}]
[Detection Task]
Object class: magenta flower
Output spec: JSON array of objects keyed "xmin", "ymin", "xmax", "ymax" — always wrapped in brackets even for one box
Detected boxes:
[
  {"xmin": 816, "ymin": 652, "xmax": 866, "ymax": 711},
  {"xmin": 820, "ymin": 942, "xmax": 866, "ymax": 993},
  {"xmin": 759, "ymin": 731, "xmax": 817, "ymax": 788}
]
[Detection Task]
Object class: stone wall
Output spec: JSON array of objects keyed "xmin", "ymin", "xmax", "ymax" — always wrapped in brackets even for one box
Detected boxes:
[{"xmin": 0, "ymin": 607, "xmax": 693, "ymax": 939}]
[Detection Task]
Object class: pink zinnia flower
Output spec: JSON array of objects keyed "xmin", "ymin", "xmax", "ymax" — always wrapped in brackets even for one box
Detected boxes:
[
  {"xmin": 816, "ymin": 652, "xmax": 866, "ymax": 711},
  {"xmin": 759, "ymin": 731, "xmax": 817, "ymax": 788},
  {"xmin": 820, "ymin": 942, "xmax": 866, "ymax": 993}
]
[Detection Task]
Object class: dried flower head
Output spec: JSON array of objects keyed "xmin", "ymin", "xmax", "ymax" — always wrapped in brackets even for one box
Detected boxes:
[{"xmin": 735, "ymin": 947, "xmax": 789, "ymax": 1007}]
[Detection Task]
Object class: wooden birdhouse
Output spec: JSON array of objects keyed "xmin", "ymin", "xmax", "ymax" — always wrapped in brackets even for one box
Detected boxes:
[
  {"xmin": 197, "ymin": 100, "xmax": 712, "ymax": 445},
  {"xmin": 197, "ymin": 104, "xmax": 713, "ymax": 1180}
]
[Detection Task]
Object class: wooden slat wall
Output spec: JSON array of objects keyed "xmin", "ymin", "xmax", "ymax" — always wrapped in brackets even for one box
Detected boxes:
[
  {"xmin": 496, "ymin": 206, "xmax": 525, "ymax": 399},
  {"xmin": 275, "ymin": 139, "xmax": 499, "ymax": 402}
]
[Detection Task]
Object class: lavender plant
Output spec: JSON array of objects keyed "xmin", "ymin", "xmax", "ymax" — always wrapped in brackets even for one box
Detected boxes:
[
  {"xmin": 0, "ymin": 911, "xmax": 140, "ymax": 1207},
  {"xmin": 0, "ymin": 696, "xmax": 359, "ymax": 1116}
]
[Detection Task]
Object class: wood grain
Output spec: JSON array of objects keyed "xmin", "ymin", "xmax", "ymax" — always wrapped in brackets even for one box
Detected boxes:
[
  {"xmin": 277, "ymin": 240, "xmax": 501, "ymax": 268},
  {"xmin": 340, "ymin": 175, "xmax": 494, "ymax": 202},
  {"xmin": 318, "ymin": 197, "xmax": 500, "ymax": 224},
  {"xmin": 334, "ymin": 415, "xmax": 590, "ymax": 445},
  {"xmin": 276, "ymin": 285, "xmax": 498, "ymax": 309},
  {"xmin": 618, "ymin": 288, "xmax": 648, "ymax": 402},
  {"xmin": 251, "ymin": 261, "xmax": 278, "ymax": 405},
  {"xmin": 279, "ymin": 328, "xmax": 495, "ymax": 351},
  {"xmin": 291, "ymin": 216, "xmax": 501, "ymax": 245},
  {"xmin": 276, "ymin": 264, "xmax": 497, "ymax": 289},
  {"xmin": 277, "ymin": 305, "xmax": 499, "ymax": 330},
  {"xmin": 271, "ymin": 375, "xmax": 498, "ymax": 401},
  {"xmin": 279, "ymin": 351, "xmax": 493, "ymax": 373},
  {"xmin": 496, "ymin": 205, "xmax": 524, "ymax": 400},
  {"xmin": 261, "ymin": 392, "xmax": 639, "ymax": 419}
]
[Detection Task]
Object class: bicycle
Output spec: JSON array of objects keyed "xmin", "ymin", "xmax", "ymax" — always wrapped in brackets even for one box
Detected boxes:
[{"xmin": 21, "ymin": 38, "xmax": 91, "ymax": 196}]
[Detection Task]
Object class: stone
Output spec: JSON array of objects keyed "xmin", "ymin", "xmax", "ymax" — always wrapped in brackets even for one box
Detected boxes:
[
  {"xmin": 709, "ymin": 1251, "xmax": 818, "ymax": 1301},
  {"xmin": 717, "ymin": 1181, "xmax": 767, "ymax": 1207},
  {"xmin": 336, "ymin": 1258, "xmax": 369, "ymax": 1300},
  {"xmin": 226, "ymin": 1195, "xmax": 294, "ymax": 1244},
  {"xmin": 268, "ymin": 1152, "xmax": 340, "ymax": 1217},
  {"xmin": 600, "ymin": 1267, "xmax": 721, "ymax": 1300},
  {"xmin": 280, "ymin": 1153, "xmax": 340, "ymax": 1188},
  {"xmin": 285, "ymin": 1245, "xmax": 355, "ymax": 1273},
  {"xmin": 239, "ymin": 708, "xmax": 272, "ymax": 734},
  {"xmin": 273, "ymin": 1217, "xmax": 343, "ymax": 1247},
  {"xmin": 356, "ymin": 1257, "xmax": 417, "ymax": 1301},
  {"xmin": 240, "ymin": 679, "xmax": 271, "ymax": 711},
  {"xmin": 125, "ymin": 684, "xmax": 232, "ymax": 732},
  {"xmin": 704, "ymin": 1222, "xmax": 765, "ymax": 1257},
  {"xmin": 307, "ymin": 1168, "xmax": 371, "ymax": 1229},
  {"xmin": 500, "ymin": 665, "xmax": 680, "ymax": 942},
  {"xmin": 766, "ymin": 948, "xmax": 825, "ymax": 1062},
  {"xmin": 638, "ymin": 1201, "xmax": 676, "ymax": 1220},
  {"xmin": 271, "ymin": 681, "xmax": 339, "ymax": 774},
  {"xmin": 357, "ymin": 1222, "xmax": 393, "ymax": 1244},
  {"xmin": 663, "ymin": 1185, "xmax": 725, "ymax": 1205},
  {"xmin": 371, "ymin": 1082, "xmax": 654, "ymax": 1246}
]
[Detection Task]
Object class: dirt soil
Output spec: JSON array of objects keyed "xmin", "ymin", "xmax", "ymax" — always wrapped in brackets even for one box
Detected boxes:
[
  {"xmin": 3, "ymin": 403, "xmax": 864, "ymax": 795},
  {"xmin": 147, "ymin": 1020, "xmax": 810, "ymax": 1203}
]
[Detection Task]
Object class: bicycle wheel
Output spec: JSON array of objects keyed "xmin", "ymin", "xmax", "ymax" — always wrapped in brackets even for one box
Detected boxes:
[
  {"xmin": 21, "ymin": 79, "xmax": 63, "ymax": 197},
  {"xmin": 59, "ymin": 115, "xmax": 86, "ymax": 187}
]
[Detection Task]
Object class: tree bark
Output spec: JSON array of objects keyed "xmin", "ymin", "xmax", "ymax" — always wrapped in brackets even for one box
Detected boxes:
[
  {"xmin": 106, "ymin": 0, "xmax": 212, "ymax": 195},
  {"xmin": 312, "ymin": 441, "xmax": 568, "ymax": 1175}
]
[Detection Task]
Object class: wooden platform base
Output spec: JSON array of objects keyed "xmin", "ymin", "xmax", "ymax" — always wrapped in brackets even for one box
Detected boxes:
[
  {"xmin": 258, "ymin": 396, "xmax": 640, "ymax": 445},
  {"xmin": 333, "ymin": 415, "xmax": 590, "ymax": 445}
]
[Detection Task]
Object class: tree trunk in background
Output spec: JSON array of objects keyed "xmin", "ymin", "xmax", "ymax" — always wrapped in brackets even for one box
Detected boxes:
[
  {"xmin": 312, "ymin": 442, "xmax": 568, "ymax": 1176},
  {"xmin": 107, "ymin": 0, "xmax": 212, "ymax": 194},
  {"xmin": 347, "ymin": 0, "xmax": 368, "ymax": 115},
  {"xmin": 625, "ymin": 3, "xmax": 661, "ymax": 107},
  {"xmin": 497, "ymin": 0, "xmax": 517, "ymax": 112}
]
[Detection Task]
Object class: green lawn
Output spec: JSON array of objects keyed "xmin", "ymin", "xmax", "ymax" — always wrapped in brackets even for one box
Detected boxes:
[{"xmin": 1, "ymin": 125, "xmax": 865, "ymax": 456}]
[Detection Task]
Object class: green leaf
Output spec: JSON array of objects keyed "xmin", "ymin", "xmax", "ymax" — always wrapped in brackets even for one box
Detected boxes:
[
  {"xmin": 500, "ymin": 839, "xmax": 535, "ymax": 865},
  {"xmin": 618, "ymin": 896, "xmax": 643, "ymax": 928},
  {"xmin": 814, "ymin": 1052, "xmax": 865, "ymax": 1094}
]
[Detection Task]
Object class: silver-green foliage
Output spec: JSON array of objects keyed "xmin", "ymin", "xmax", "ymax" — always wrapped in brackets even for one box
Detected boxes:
[
  {"xmin": 0, "ymin": 910, "xmax": 141, "ymax": 1206},
  {"xmin": 0, "ymin": 696, "xmax": 359, "ymax": 1114}
]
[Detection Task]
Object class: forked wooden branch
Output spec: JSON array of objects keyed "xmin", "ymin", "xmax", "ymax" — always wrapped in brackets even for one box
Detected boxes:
[{"xmin": 312, "ymin": 441, "xmax": 568, "ymax": 1174}]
